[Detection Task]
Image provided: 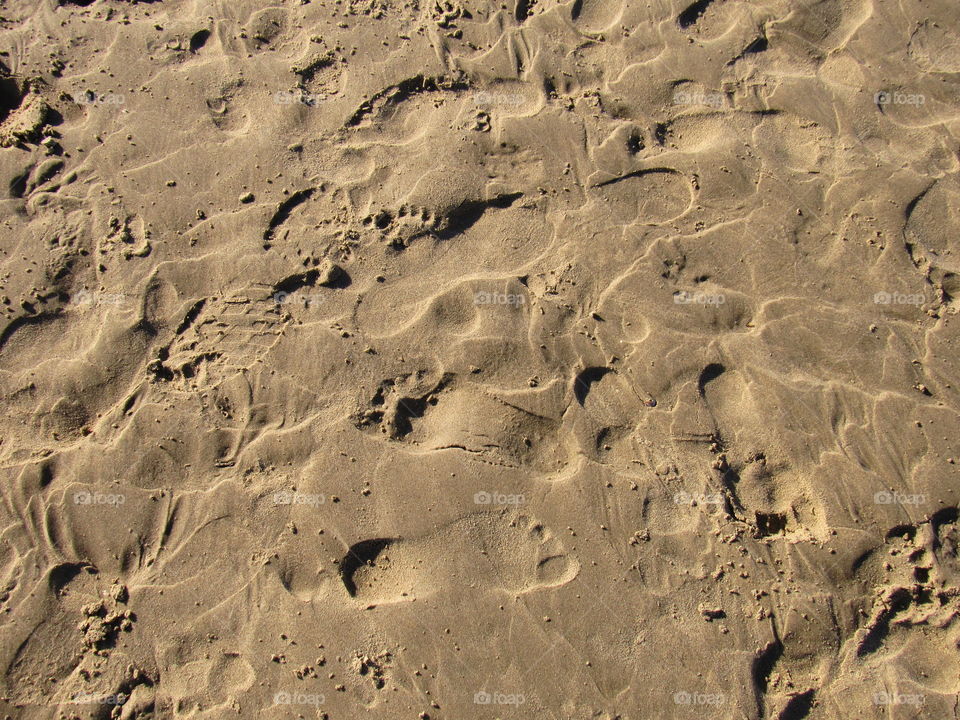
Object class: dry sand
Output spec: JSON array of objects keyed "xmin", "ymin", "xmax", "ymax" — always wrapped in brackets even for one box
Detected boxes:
[{"xmin": 0, "ymin": 0, "xmax": 959, "ymax": 718}]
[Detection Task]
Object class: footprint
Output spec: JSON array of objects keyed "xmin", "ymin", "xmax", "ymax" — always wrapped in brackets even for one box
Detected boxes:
[
  {"xmin": 204, "ymin": 79, "xmax": 250, "ymax": 134},
  {"xmin": 829, "ymin": 509, "xmax": 960, "ymax": 714},
  {"xmin": 403, "ymin": 383, "xmax": 569, "ymax": 473},
  {"xmin": 155, "ymin": 286, "xmax": 287, "ymax": 390},
  {"xmin": 772, "ymin": 0, "xmax": 875, "ymax": 53},
  {"xmin": 292, "ymin": 45, "xmax": 343, "ymax": 98},
  {"xmin": 905, "ymin": 177, "xmax": 960, "ymax": 275},
  {"xmin": 338, "ymin": 511, "xmax": 579, "ymax": 604},
  {"xmin": 244, "ymin": 8, "xmax": 290, "ymax": 53},
  {"xmin": 909, "ymin": 20, "xmax": 960, "ymax": 73},
  {"xmin": 356, "ymin": 371, "xmax": 455, "ymax": 441},
  {"xmin": 570, "ymin": 0, "xmax": 624, "ymax": 33},
  {"xmin": 344, "ymin": 74, "xmax": 468, "ymax": 129},
  {"xmin": 262, "ymin": 182, "xmax": 352, "ymax": 249},
  {"xmin": 591, "ymin": 168, "xmax": 694, "ymax": 225},
  {"xmin": 676, "ymin": 0, "xmax": 740, "ymax": 39},
  {"xmin": 361, "ymin": 203, "xmax": 439, "ymax": 250},
  {"xmin": 158, "ymin": 649, "xmax": 255, "ymax": 713}
]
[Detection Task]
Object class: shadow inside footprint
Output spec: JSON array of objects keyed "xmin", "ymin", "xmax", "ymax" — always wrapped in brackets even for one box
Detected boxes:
[{"xmin": 340, "ymin": 538, "xmax": 397, "ymax": 597}]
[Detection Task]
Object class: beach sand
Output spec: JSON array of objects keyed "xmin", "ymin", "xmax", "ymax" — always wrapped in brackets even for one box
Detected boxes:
[{"xmin": 0, "ymin": 0, "xmax": 958, "ymax": 717}]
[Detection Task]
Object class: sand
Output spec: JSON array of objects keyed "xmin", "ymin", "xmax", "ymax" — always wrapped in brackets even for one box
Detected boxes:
[{"xmin": 0, "ymin": 0, "xmax": 959, "ymax": 718}]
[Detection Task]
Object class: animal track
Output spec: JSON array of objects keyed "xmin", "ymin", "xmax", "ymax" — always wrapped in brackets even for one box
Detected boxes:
[{"xmin": 339, "ymin": 512, "xmax": 579, "ymax": 604}]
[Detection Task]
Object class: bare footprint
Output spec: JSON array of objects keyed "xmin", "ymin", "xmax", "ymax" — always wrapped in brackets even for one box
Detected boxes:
[{"xmin": 338, "ymin": 511, "xmax": 579, "ymax": 604}]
